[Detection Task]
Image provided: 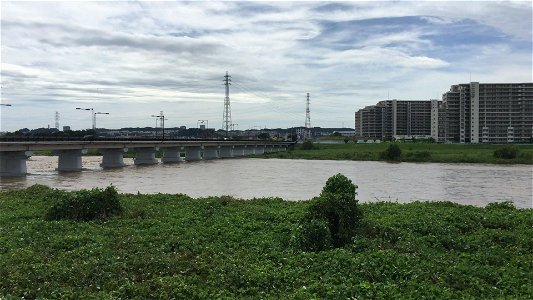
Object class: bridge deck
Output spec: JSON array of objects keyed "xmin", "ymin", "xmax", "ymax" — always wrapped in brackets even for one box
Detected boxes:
[{"xmin": 0, "ymin": 140, "xmax": 294, "ymax": 152}]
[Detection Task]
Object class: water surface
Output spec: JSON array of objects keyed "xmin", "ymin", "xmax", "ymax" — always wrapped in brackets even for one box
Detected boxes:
[{"xmin": 1, "ymin": 157, "xmax": 531, "ymax": 208}]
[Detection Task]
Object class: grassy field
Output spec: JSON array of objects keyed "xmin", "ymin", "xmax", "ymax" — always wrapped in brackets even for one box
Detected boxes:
[
  {"xmin": 261, "ymin": 143, "xmax": 533, "ymax": 164},
  {"xmin": 1, "ymin": 185, "xmax": 532, "ymax": 298}
]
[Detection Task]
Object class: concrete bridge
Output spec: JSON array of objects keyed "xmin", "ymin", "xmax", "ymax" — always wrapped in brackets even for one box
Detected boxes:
[{"xmin": 0, "ymin": 139, "xmax": 293, "ymax": 177}]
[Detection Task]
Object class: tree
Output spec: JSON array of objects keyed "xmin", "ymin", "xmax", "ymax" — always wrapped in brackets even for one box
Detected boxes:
[{"xmin": 258, "ymin": 132, "xmax": 270, "ymax": 140}]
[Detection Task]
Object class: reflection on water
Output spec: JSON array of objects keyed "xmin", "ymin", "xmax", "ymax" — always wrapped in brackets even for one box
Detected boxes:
[{"xmin": 1, "ymin": 156, "xmax": 532, "ymax": 208}]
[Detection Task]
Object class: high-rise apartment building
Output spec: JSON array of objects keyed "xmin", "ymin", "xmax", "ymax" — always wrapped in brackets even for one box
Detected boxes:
[
  {"xmin": 442, "ymin": 82, "xmax": 533, "ymax": 143},
  {"xmin": 354, "ymin": 100, "xmax": 438, "ymax": 140}
]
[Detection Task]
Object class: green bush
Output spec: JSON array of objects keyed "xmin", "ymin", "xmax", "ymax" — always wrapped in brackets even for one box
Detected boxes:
[
  {"xmin": 297, "ymin": 174, "xmax": 362, "ymax": 251},
  {"xmin": 321, "ymin": 173, "xmax": 358, "ymax": 200},
  {"xmin": 294, "ymin": 217, "xmax": 332, "ymax": 252},
  {"xmin": 300, "ymin": 140, "xmax": 315, "ymax": 150},
  {"xmin": 380, "ymin": 144, "xmax": 402, "ymax": 160},
  {"xmin": 493, "ymin": 146, "xmax": 520, "ymax": 159},
  {"xmin": 45, "ymin": 186, "xmax": 123, "ymax": 221}
]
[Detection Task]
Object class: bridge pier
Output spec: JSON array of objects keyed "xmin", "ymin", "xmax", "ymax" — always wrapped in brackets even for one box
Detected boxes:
[
  {"xmin": 0, "ymin": 151, "xmax": 32, "ymax": 177},
  {"xmin": 219, "ymin": 146, "xmax": 233, "ymax": 158},
  {"xmin": 185, "ymin": 146, "xmax": 202, "ymax": 161},
  {"xmin": 55, "ymin": 149, "xmax": 87, "ymax": 172},
  {"xmin": 246, "ymin": 146, "xmax": 257, "ymax": 156},
  {"xmin": 161, "ymin": 147, "xmax": 183, "ymax": 163},
  {"xmin": 265, "ymin": 146, "xmax": 273, "ymax": 153},
  {"xmin": 134, "ymin": 147, "xmax": 159, "ymax": 165},
  {"xmin": 203, "ymin": 147, "xmax": 219, "ymax": 160},
  {"xmin": 100, "ymin": 148, "xmax": 127, "ymax": 168},
  {"xmin": 255, "ymin": 145, "xmax": 265, "ymax": 154},
  {"xmin": 233, "ymin": 146, "xmax": 244, "ymax": 157}
]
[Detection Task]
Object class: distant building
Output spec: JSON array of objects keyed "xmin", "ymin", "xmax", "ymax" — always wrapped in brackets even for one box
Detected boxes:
[
  {"xmin": 62, "ymin": 126, "xmax": 71, "ymax": 131},
  {"xmin": 442, "ymin": 82, "xmax": 533, "ymax": 143},
  {"xmin": 355, "ymin": 82, "xmax": 533, "ymax": 143},
  {"xmin": 355, "ymin": 100, "xmax": 438, "ymax": 140}
]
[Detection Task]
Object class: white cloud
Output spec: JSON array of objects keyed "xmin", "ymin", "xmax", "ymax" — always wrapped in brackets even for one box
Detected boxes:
[{"xmin": 1, "ymin": 1, "xmax": 531, "ymax": 131}]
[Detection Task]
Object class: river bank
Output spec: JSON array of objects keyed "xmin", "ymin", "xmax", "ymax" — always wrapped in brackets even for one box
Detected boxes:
[
  {"xmin": 259, "ymin": 143, "xmax": 533, "ymax": 164},
  {"xmin": 1, "ymin": 185, "xmax": 531, "ymax": 298}
]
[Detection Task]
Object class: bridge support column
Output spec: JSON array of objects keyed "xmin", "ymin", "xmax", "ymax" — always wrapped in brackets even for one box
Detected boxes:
[
  {"xmin": 265, "ymin": 146, "xmax": 273, "ymax": 153},
  {"xmin": 100, "ymin": 148, "xmax": 127, "ymax": 168},
  {"xmin": 55, "ymin": 149, "xmax": 86, "ymax": 172},
  {"xmin": 161, "ymin": 147, "xmax": 183, "ymax": 163},
  {"xmin": 233, "ymin": 146, "xmax": 244, "ymax": 157},
  {"xmin": 243, "ymin": 146, "xmax": 254, "ymax": 156},
  {"xmin": 134, "ymin": 147, "xmax": 159, "ymax": 165},
  {"xmin": 272, "ymin": 146, "xmax": 280, "ymax": 152},
  {"xmin": 0, "ymin": 151, "xmax": 32, "ymax": 177},
  {"xmin": 255, "ymin": 145, "xmax": 265, "ymax": 154},
  {"xmin": 203, "ymin": 147, "xmax": 219, "ymax": 160},
  {"xmin": 185, "ymin": 146, "xmax": 202, "ymax": 161},
  {"xmin": 219, "ymin": 146, "xmax": 233, "ymax": 158}
]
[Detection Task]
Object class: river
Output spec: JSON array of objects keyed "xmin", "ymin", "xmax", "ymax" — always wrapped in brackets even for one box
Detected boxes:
[{"xmin": 0, "ymin": 156, "xmax": 531, "ymax": 208}]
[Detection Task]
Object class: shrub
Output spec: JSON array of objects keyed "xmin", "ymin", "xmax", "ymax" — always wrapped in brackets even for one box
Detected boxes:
[
  {"xmin": 493, "ymin": 146, "xmax": 519, "ymax": 159},
  {"xmin": 297, "ymin": 174, "xmax": 362, "ymax": 251},
  {"xmin": 321, "ymin": 173, "xmax": 357, "ymax": 200},
  {"xmin": 300, "ymin": 140, "xmax": 314, "ymax": 150},
  {"xmin": 380, "ymin": 144, "xmax": 402, "ymax": 160},
  {"xmin": 294, "ymin": 217, "xmax": 332, "ymax": 252},
  {"xmin": 45, "ymin": 186, "xmax": 123, "ymax": 221}
]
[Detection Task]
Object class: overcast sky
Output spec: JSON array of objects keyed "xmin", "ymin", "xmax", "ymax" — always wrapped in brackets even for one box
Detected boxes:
[{"xmin": 1, "ymin": 1, "xmax": 531, "ymax": 131}]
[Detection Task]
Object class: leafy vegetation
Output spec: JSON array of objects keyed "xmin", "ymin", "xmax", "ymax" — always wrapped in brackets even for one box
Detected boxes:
[
  {"xmin": 300, "ymin": 140, "xmax": 315, "ymax": 150},
  {"xmin": 493, "ymin": 145, "xmax": 520, "ymax": 159},
  {"xmin": 45, "ymin": 186, "xmax": 123, "ymax": 221},
  {"xmin": 1, "ymin": 185, "xmax": 532, "ymax": 298},
  {"xmin": 259, "ymin": 142, "xmax": 533, "ymax": 164},
  {"xmin": 297, "ymin": 174, "xmax": 362, "ymax": 251},
  {"xmin": 380, "ymin": 144, "xmax": 402, "ymax": 160}
]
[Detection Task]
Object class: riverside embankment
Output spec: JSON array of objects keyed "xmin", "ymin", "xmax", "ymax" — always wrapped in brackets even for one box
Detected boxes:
[{"xmin": 259, "ymin": 143, "xmax": 533, "ymax": 164}]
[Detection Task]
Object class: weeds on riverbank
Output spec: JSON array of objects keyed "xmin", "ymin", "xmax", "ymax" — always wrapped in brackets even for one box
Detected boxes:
[
  {"xmin": 45, "ymin": 186, "xmax": 123, "ymax": 221},
  {"xmin": 261, "ymin": 143, "xmax": 533, "ymax": 164},
  {"xmin": 0, "ymin": 185, "xmax": 532, "ymax": 298}
]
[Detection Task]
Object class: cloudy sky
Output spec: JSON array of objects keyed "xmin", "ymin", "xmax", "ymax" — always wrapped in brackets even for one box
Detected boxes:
[{"xmin": 1, "ymin": 1, "xmax": 531, "ymax": 131}]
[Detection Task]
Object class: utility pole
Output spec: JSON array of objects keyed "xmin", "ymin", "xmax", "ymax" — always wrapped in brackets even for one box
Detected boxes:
[
  {"xmin": 151, "ymin": 111, "xmax": 165, "ymax": 140},
  {"xmin": 223, "ymin": 71, "xmax": 232, "ymax": 137},
  {"xmin": 304, "ymin": 93, "xmax": 311, "ymax": 140},
  {"xmin": 76, "ymin": 107, "xmax": 94, "ymax": 130}
]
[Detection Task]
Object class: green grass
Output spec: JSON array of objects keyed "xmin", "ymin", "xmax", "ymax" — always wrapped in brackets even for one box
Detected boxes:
[
  {"xmin": 1, "ymin": 186, "xmax": 532, "ymax": 298},
  {"xmin": 261, "ymin": 143, "xmax": 533, "ymax": 164}
]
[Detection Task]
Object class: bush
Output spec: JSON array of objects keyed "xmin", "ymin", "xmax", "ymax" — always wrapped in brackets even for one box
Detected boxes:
[
  {"xmin": 321, "ymin": 173, "xmax": 357, "ymax": 200},
  {"xmin": 45, "ymin": 186, "xmax": 123, "ymax": 221},
  {"xmin": 297, "ymin": 174, "xmax": 362, "ymax": 251},
  {"xmin": 493, "ymin": 146, "xmax": 519, "ymax": 159},
  {"xmin": 380, "ymin": 144, "xmax": 402, "ymax": 160},
  {"xmin": 300, "ymin": 140, "xmax": 314, "ymax": 150},
  {"xmin": 294, "ymin": 217, "xmax": 332, "ymax": 252}
]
